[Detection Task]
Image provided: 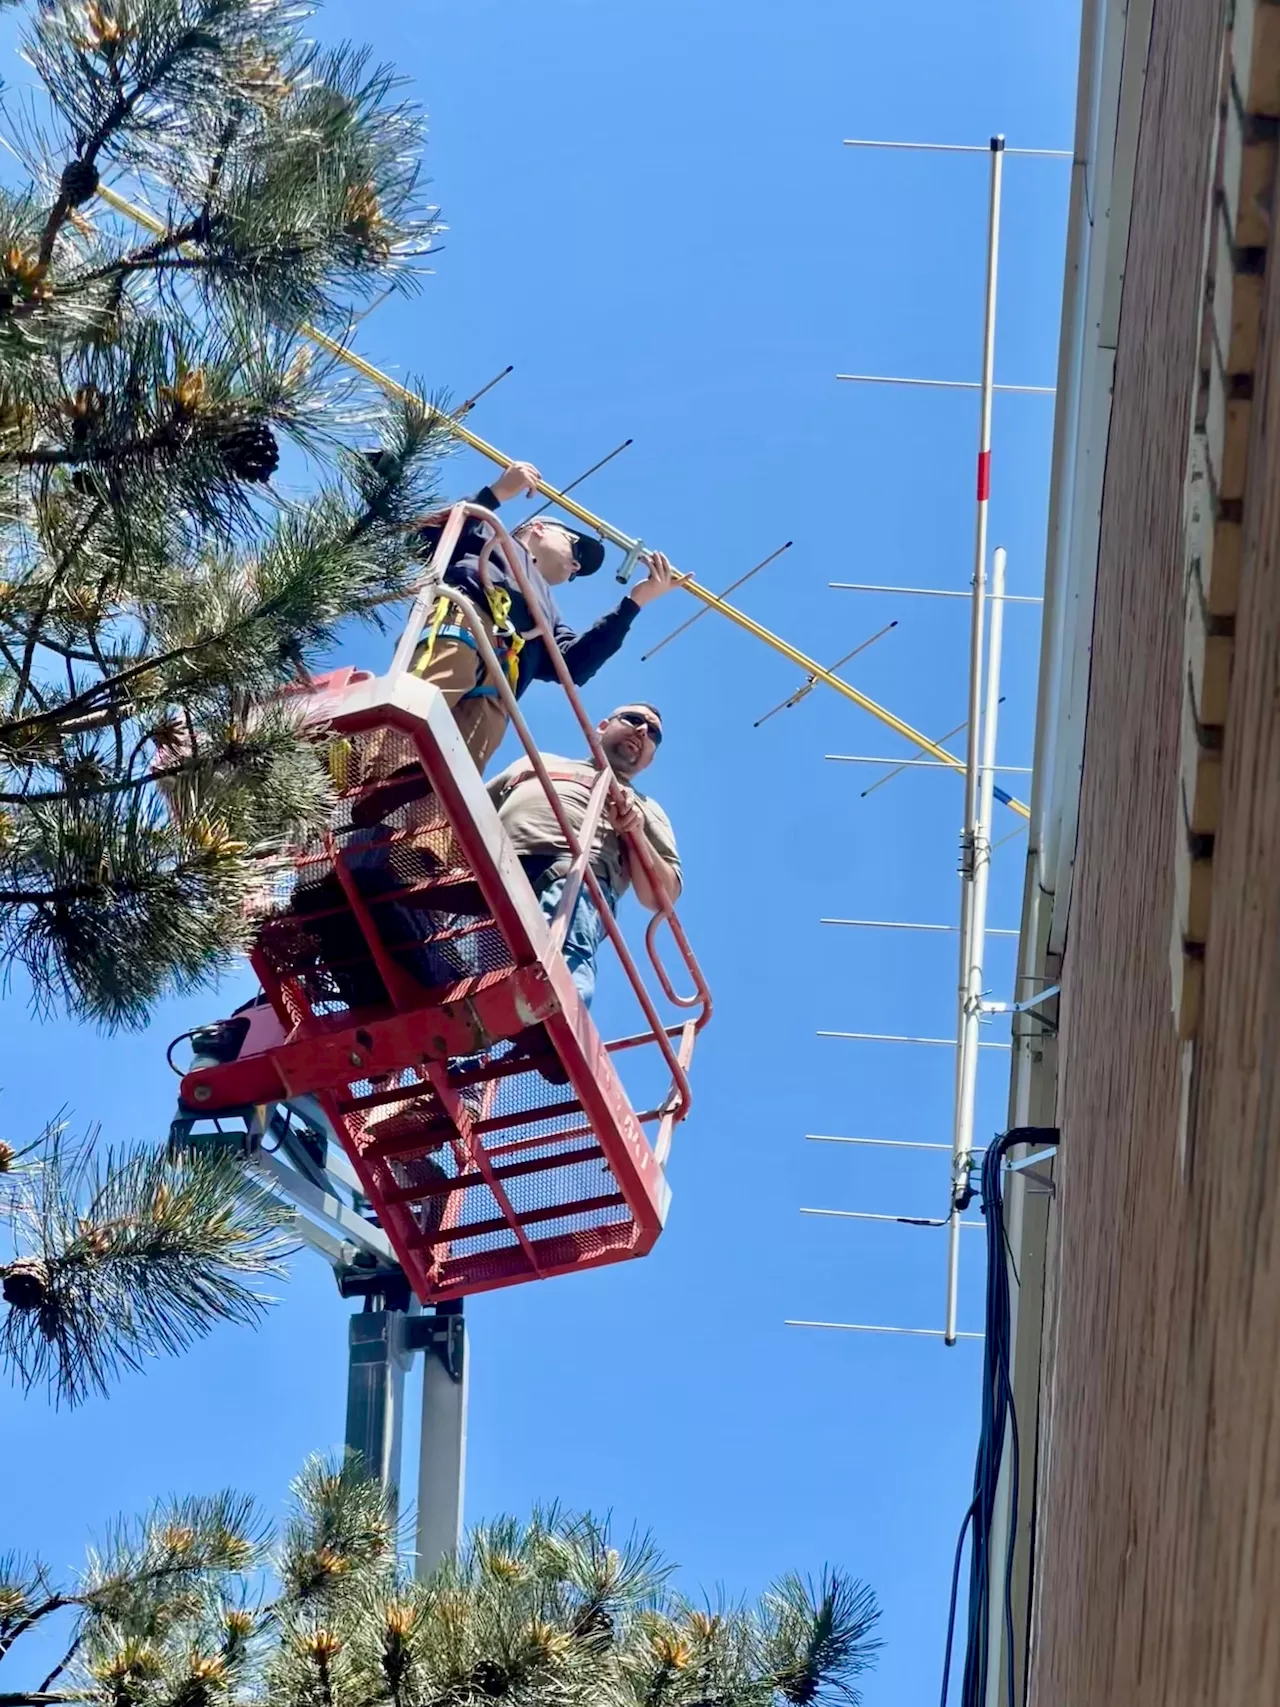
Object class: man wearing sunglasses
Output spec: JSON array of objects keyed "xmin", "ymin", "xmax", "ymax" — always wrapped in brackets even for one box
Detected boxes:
[
  {"xmin": 486, "ymin": 703, "xmax": 680, "ymax": 1023},
  {"xmin": 403, "ymin": 462, "xmax": 677, "ymax": 773}
]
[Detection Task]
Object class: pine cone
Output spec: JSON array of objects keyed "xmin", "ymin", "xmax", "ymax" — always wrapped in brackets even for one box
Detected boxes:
[
  {"xmin": 1, "ymin": 1258, "xmax": 51, "ymax": 1310},
  {"xmin": 362, "ymin": 447, "xmax": 399, "ymax": 478},
  {"xmin": 573, "ymin": 1606, "xmax": 615, "ymax": 1644},
  {"xmin": 59, "ymin": 158, "xmax": 100, "ymax": 208},
  {"xmin": 469, "ymin": 1660, "xmax": 510, "ymax": 1697},
  {"xmin": 217, "ymin": 420, "xmax": 279, "ymax": 483}
]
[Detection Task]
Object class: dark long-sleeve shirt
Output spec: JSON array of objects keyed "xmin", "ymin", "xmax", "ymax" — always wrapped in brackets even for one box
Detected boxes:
[{"xmin": 413, "ymin": 487, "xmax": 638, "ymax": 698}]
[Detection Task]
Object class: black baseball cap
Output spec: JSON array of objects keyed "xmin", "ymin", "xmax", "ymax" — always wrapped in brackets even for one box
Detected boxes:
[{"xmin": 567, "ymin": 529, "xmax": 606, "ymax": 577}]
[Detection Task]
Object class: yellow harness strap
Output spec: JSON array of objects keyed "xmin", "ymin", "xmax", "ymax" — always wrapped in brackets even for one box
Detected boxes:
[
  {"xmin": 483, "ymin": 586, "xmax": 524, "ymax": 688},
  {"xmin": 326, "ymin": 737, "xmax": 353, "ymax": 790},
  {"xmin": 411, "ymin": 589, "xmax": 523, "ymax": 690},
  {"xmin": 412, "ymin": 593, "xmax": 453, "ymax": 677}
]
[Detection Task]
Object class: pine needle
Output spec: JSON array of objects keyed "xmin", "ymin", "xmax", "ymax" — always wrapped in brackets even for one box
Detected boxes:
[{"xmin": 0, "ymin": 1121, "xmax": 294, "ymax": 1405}]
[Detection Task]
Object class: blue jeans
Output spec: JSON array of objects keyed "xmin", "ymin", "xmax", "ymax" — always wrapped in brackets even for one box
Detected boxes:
[{"xmin": 533, "ymin": 870, "xmax": 617, "ymax": 1010}]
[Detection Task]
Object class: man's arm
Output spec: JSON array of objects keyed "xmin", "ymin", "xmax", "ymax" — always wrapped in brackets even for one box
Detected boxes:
[
  {"xmin": 415, "ymin": 462, "xmax": 540, "ymax": 551},
  {"xmin": 545, "ymin": 551, "xmax": 680, "ymax": 686},
  {"xmin": 608, "ymin": 788, "xmax": 682, "ymax": 911},
  {"xmin": 475, "ymin": 461, "xmax": 540, "ymax": 513}
]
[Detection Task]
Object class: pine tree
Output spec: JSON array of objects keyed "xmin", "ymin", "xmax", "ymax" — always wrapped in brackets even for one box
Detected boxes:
[
  {"xmin": 0, "ymin": 0, "xmax": 451, "ymax": 1402},
  {"xmin": 0, "ymin": 0, "xmax": 446, "ymax": 1023},
  {"xmin": 0, "ymin": 1459, "xmax": 883, "ymax": 1707}
]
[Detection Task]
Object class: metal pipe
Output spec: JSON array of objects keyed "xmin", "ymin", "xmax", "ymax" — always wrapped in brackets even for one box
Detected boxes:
[
  {"xmin": 521, "ymin": 439, "xmax": 633, "ymax": 521},
  {"xmin": 544, "ymin": 768, "xmax": 614, "ymax": 955},
  {"xmin": 755, "ymin": 621, "xmax": 898, "ymax": 726},
  {"xmin": 456, "ymin": 365, "xmax": 514, "ymax": 417},
  {"xmin": 787, "ymin": 1319, "xmax": 985, "ymax": 1341},
  {"xmin": 820, "ymin": 920, "xmax": 1018, "ymax": 936},
  {"xmin": 804, "ymin": 1135, "xmax": 989, "ymax": 1152},
  {"xmin": 842, "ymin": 138, "xmax": 1071, "ymax": 158},
  {"xmin": 948, "ymin": 138, "xmax": 1005, "ymax": 1345},
  {"xmin": 830, "ymin": 582, "xmax": 1041, "ymax": 604},
  {"xmin": 416, "ymin": 1311, "xmax": 467, "ymax": 1577},
  {"xmin": 826, "ymin": 754, "xmax": 1029, "ymax": 772},
  {"xmin": 963, "ymin": 138, "xmax": 1005, "ymax": 844},
  {"xmin": 801, "ymin": 1208, "xmax": 984, "ymax": 1229},
  {"xmin": 642, "ymin": 540, "xmax": 792, "ymax": 660},
  {"xmin": 818, "ymin": 1031, "xmax": 1011, "ymax": 1050},
  {"xmin": 946, "ymin": 545, "xmax": 1009, "ymax": 1345},
  {"xmin": 836, "ymin": 374, "xmax": 1054, "ymax": 394}
]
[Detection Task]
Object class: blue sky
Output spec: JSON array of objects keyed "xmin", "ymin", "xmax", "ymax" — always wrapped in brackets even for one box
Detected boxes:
[{"xmin": 2, "ymin": 3, "xmax": 1078, "ymax": 1704}]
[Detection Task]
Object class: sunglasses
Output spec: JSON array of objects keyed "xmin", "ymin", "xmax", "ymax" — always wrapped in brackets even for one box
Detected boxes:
[{"xmin": 616, "ymin": 709, "xmax": 662, "ymax": 746}]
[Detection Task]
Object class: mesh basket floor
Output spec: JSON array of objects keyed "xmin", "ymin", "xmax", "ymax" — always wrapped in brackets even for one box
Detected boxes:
[{"xmin": 328, "ymin": 1043, "xmax": 643, "ymax": 1295}]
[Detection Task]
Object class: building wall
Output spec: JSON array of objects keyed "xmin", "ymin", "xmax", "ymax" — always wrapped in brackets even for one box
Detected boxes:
[{"xmin": 1027, "ymin": 0, "xmax": 1280, "ymax": 1701}]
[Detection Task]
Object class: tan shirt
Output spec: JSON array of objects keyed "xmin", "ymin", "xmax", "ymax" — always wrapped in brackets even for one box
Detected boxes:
[{"xmin": 486, "ymin": 755, "xmax": 682, "ymax": 901}]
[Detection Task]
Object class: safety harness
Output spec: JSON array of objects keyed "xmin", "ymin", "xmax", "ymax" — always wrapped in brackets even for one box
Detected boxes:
[
  {"xmin": 411, "ymin": 585, "xmax": 524, "ymax": 697},
  {"xmin": 498, "ymin": 762, "xmax": 627, "ymax": 900}
]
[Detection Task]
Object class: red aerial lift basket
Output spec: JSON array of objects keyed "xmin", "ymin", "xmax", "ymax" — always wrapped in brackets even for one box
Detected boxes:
[{"xmin": 175, "ymin": 504, "xmax": 711, "ymax": 1304}]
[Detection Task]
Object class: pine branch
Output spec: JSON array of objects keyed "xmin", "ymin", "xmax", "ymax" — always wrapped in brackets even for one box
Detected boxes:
[
  {"xmin": 6, "ymin": 1476, "xmax": 882, "ymax": 1707},
  {"xmin": 0, "ymin": 1691, "xmax": 92, "ymax": 1704},
  {"xmin": 1, "ymin": 1128, "xmax": 294, "ymax": 1404},
  {"xmin": 0, "ymin": 0, "xmax": 456, "ymax": 1396},
  {"xmin": 1, "ymin": 634, "xmax": 228, "ymax": 734},
  {"xmin": 39, "ymin": 1630, "xmax": 88, "ymax": 1694},
  {"xmin": 0, "ymin": 1597, "xmax": 70, "ymax": 1664},
  {"xmin": 0, "ymin": 748, "xmax": 233, "ymax": 802},
  {"xmin": 0, "ymin": 886, "xmax": 118, "ymax": 903},
  {"xmin": 2, "ymin": 420, "xmax": 197, "ymax": 469},
  {"xmin": 9, "ymin": 508, "xmax": 104, "ymax": 718},
  {"xmin": 759, "ymin": 1574, "xmax": 881, "ymax": 1707},
  {"xmin": 34, "ymin": 1, "xmax": 258, "ymax": 264}
]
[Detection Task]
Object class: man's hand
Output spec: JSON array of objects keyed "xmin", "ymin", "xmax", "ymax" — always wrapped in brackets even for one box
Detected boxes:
[
  {"xmin": 606, "ymin": 784, "xmax": 644, "ymax": 837},
  {"xmin": 492, "ymin": 461, "xmax": 541, "ymax": 503},
  {"xmin": 628, "ymin": 549, "xmax": 681, "ymax": 608}
]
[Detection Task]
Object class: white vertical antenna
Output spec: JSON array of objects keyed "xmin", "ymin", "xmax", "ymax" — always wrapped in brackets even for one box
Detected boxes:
[
  {"xmin": 793, "ymin": 133, "xmax": 1067, "ymax": 1345},
  {"xmin": 946, "ymin": 547, "xmax": 1008, "ymax": 1343},
  {"xmin": 948, "ymin": 138, "xmax": 1005, "ymax": 1346}
]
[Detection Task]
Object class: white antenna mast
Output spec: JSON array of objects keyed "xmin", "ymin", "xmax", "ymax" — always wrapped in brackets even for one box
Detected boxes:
[{"xmin": 791, "ymin": 134, "xmax": 1067, "ymax": 1343}]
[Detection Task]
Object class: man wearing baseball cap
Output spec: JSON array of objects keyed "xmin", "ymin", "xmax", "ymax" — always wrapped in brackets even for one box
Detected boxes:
[{"xmin": 404, "ymin": 461, "xmax": 677, "ymax": 773}]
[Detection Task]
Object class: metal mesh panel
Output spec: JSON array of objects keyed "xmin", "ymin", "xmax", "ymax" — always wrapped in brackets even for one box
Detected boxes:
[
  {"xmin": 253, "ymin": 722, "xmax": 515, "ymax": 1019},
  {"xmin": 330, "ymin": 1042, "xmax": 637, "ymax": 1296}
]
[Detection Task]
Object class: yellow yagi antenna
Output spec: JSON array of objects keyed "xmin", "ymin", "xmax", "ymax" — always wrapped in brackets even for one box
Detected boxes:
[{"xmin": 93, "ymin": 180, "xmax": 1029, "ymax": 820}]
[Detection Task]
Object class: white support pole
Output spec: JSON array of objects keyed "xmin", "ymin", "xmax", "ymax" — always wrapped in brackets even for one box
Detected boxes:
[
  {"xmin": 946, "ymin": 547, "xmax": 1008, "ymax": 1344},
  {"xmin": 947, "ymin": 136, "xmax": 1005, "ymax": 1348},
  {"xmin": 415, "ymin": 1311, "xmax": 468, "ymax": 1580},
  {"xmin": 965, "ymin": 136, "xmax": 1006, "ymax": 837}
]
